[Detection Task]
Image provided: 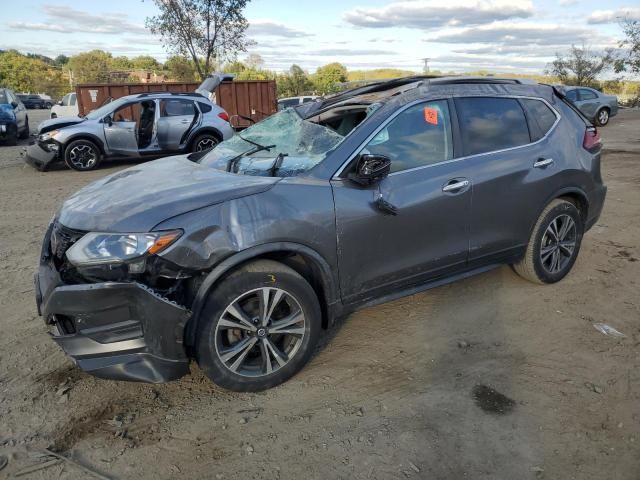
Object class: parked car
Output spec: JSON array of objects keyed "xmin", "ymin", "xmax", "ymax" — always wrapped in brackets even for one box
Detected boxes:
[
  {"xmin": 25, "ymin": 76, "xmax": 234, "ymax": 171},
  {"xmin": 38, "ymin": 94, "xmax": 54, "ymax": 109},
  {"xmin": 278, "ymin": 95, "xmax": 318, "ymax": 110},
  {"xmin": 560, "ymin": 86, "xmax": 618, "ymax": 126},
  {"xmin": 0, "ymin": 88, "xmax": 29, "ymax": 145},
  {"xmin": 35, "ymin": 77, "xmax": 606, "ymax": 391},
  {"xmin": 17, "ymin": 94, "xmax": 47, "ymax": 109},
  {"xmin": 50, "ymin": 92, "xmax": 78, "ymax": 119}
]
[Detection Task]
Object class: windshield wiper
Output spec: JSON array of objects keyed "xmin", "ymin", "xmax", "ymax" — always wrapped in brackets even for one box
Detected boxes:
[
  {"xmin": 269, "ymin": 153, "xmax": 289, "ymax": 177},
  {"xmin": 226, "ymin": 137, "xmax": 276, "ymax": 173}
]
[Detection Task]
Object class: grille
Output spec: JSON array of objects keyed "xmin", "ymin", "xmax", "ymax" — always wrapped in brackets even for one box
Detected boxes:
[{"xmin": 50, "ymin": 222, "xmax": 85, "ymax": 263}]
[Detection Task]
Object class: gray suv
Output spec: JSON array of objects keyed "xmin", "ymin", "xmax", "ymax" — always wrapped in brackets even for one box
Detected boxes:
[
  {"xmin": 35, "ymin": 77, "xmax": 607, "ymax": 391},
  {"xmin": 25, "ymin": 76, "xmax": 234, "ymax": 171}
]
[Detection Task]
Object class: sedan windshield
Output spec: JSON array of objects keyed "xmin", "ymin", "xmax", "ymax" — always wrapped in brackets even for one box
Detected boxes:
[{"xmin": 200, "ymin": 109, "xmax": 345, "ymax": 177}]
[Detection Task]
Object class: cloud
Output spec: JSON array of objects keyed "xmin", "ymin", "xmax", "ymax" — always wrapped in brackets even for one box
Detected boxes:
[
  {"xmin": 427, "ymin": 22, "xmax": 607, "ymax": 46},
  {"xmin": 559, "ymin": 0, "xmax": 577, "ymax": 6},
  {"xmin": 587, "ymin": 7, "xmax": 640, "ymax": 24},
  {"xmin": 9, "ymin": 4, "xmax": 147, "ymax": 35},
  {"xmin": 343, "ymin": 0, "xmax": 533, "ymax": 29},
  {"xmin": 248, "ymin": 20, "xmax": 313, "ymax": 38},
  {"xmin": 309, "ymin": 48, "xmax": 397, "ymax": 56}
]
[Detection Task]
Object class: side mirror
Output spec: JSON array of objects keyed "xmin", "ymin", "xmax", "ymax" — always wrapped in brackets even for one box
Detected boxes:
[
  {"xmin": 11, "ymin": 101, "xmax": 18, "ymax": 109},
  {"xmin": 348, "ymin": 154, "xmax": 391, "ymax": 186},
  {"xmin": 104, "ymin": 115, "xmax": 113, "ymax": 127},
  {"xmin": 57, "ymin": 100, "xmax": 63, "ymax": 106}
]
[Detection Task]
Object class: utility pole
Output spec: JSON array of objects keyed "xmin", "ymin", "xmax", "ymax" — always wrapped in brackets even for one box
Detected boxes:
[{"xmin": 421, "ymin": 58, "xmax": 430, "ymax": 73}]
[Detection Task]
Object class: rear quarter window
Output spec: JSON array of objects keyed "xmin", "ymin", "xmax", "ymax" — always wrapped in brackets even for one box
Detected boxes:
[
  {"xmin": 454, "ymin": 97, "xmax": 531, "ymax": 156},
  {"xmin": 520, "ymin": 99, "xmax": 558, "ymax": 142}
]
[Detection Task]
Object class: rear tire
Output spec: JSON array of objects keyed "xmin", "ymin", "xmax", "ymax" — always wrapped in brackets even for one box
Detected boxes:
[
  {"xmin": 595, "ymin": 108, "xmax": 610, "ymax": 126},
  {"xmin": 191, "ymin": 133, "xmax": 219, "ymax": 152},
  {"xmin": 64, "ymin": 139, "xmax": 102, "ymax": 171},
  {"xmin": 195, "ymin": 260, "xmax": 321, "ymax": 392},
  {"xmin": 513, "ymin": 199, "xmax": 584, "ymax": 284}
]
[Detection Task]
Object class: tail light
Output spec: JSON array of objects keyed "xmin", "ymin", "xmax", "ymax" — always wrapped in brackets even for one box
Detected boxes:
[
  {"xmin": 583, "ymin": 126, "xmax": 601, "ymax": 152},
  {"xmin": 218, "ymin": 111, "xmax": 229, "ymax": 122}
]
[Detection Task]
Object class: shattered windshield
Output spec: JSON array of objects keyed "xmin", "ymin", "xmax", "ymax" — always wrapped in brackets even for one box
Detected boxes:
[{"xmin": 200, "ymin": 109, "xmax": 345, "ymax": 177}]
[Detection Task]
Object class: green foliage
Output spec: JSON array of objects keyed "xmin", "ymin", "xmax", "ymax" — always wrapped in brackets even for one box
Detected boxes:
[
  {"xmin": 131, "ymin": 55, "xmax": 161, "ymax": 70},
  {"xmin": 312, "ymin": 62, "xmax": 348, "ymax": 94},
  {"xmin": 347, "ymin": 69, "xmax": 416, "ymax": 82},
  {"xmin": 277, "ymin": 65, "xmax": 313, "ymax": 97},
  {"xmin": 111, "ymin": 56, "xmax": 134, "ymax": 70},
  {"xmin": 0, "ymin": 50, "xmax": 67, "ymax": 97},
  {"xmin": 54, "ymin": 54, "xmax": 69, "ymax": 66},
  {"xmin": 146, "ymin": 0, "xmax": 254, "ymax": 80},
  {"xmin": 164, "ymin": 55, "xmax": 197, "ymax": 81},
  {"xmin": 68, "ymin": 50, "xmax": 113, "ymax": 83}
]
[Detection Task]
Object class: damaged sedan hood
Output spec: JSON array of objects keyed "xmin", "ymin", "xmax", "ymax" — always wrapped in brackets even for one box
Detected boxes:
[
  {"xmin": 38, "ymin": 116, "xmax": 84, "ymax": 134},
  {"xmin": 58, "ymin": 156, "xmax": 280, "ymax": 232}
]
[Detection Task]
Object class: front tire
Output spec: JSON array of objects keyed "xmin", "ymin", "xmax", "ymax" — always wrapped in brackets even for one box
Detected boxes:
[
  {"xmin": 19, "ymin": 117, "xmax": 29, "ymax": 139},
  {"xmin": 595, "ymin": 108, "xmax": 610, "ymax": 126},
  {"xmin": 195, "ymin": 260, "xmax": 321, "ymax": 392},
  {"xmin": 513, "ymin": 199, "xmax": 584, "ymax": 284},
  {"xmin": 64, "ymin": 139, "xmax": 102, "ymax": 171}
]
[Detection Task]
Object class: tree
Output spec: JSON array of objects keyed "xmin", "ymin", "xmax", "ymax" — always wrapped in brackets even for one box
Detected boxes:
[
  {"xmin": 0, "ymin": 50, "xmax": 66, "ymax": 96},
  {"xmin": 131, "ymin": 55, "xmax": 161, "ymax": 70},
  {"xmin": 615, "ymin": 17, "xmax": 640, "ymax": 75},
  {"xmin": 146, "ymin": 0, "xmax": 254, "ymax": 80},
  {"xmin": 547, "ymin": 44, "xmax": 614, "ymax": 86},
  {"xmin": 111, "ymin": 56, "xmax": 134, "ymax": 70},
  {"xmin": 68, "ymin": 50, "xmax": 113, "ymax": 83},
  {"xmin": 244, "ymin": 53, "xmax": 264, "ymax": 69},
  {"xmin": 278, "ymin": 64, "xmax": 312, "ymax": 97},
  {"xmin": 312, "ymin": 62, "xmax": 348, "ymax": 94},
  {"xmin": 164, "ymin": 55, "xmax": 198, "ymax": 81},
  {"xmin": 54, "ymin": 54, "xmax": 69, "ymax": 66}
]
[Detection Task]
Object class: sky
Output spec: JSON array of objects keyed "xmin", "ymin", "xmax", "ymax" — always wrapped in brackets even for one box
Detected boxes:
[{"xmin": 1, "ymin": 0, "xmax": 639, "ymax": 75}]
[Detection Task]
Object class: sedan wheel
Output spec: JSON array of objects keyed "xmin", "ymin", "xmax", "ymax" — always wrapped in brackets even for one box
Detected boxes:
[{"xmin": 596, "ymin": 109, "xmax": 609, "ymax": 126}]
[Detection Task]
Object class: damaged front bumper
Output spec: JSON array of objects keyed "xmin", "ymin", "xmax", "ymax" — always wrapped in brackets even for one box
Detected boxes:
[
  {"xmin": 24, "ymin": 141, "xmax": 60, "ymax": 171},
  {"xmin": 35, "ymin": 256, "xmax": 191, "ymax": 383}
]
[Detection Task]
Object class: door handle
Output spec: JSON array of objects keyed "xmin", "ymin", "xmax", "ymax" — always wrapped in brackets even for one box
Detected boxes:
[
  {"xmin": 534, "ymin": 158, "xmax": 554, "ymax": 168},
  {"xmin": 180, "ymin": 120, "xmax": 191, "ymax": 124},
  {"xmin": 442, "ymin": 179, "xmax": 470, "ymax": 193}
]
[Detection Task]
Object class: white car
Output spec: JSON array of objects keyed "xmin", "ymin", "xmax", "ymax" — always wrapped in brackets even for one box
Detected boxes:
[
  {"xmin": 277, "ymin": 96, "xmax": 318, "ymax": 110},
  {"xmin": 50, "ymin": 92, "xmax": 79, "ymax": 119}
]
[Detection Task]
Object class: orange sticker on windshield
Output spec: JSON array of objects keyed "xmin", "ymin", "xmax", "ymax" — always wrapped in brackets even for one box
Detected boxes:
[{"xmin": 424, "ymin": 107, "xmax": 438, "ymax": 125}]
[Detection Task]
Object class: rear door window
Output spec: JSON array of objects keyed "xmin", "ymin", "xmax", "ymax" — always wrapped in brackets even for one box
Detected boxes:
[
  {"xmin": 578, "ymin": 89, "xmax": 598, "ymax": 100},
  {"xmin": 454, "ymin": 97, "xmax": 531, "ymax": 156},
  {"xmin": 520, "ymin": 99, "xmax": 558, "ymax": 142},
  {"xmin": 160, "ymin": 99, "xmax": 195, "ymax": 117},
  {"xmin": 69, "ymin": 93, "xmax": 77, "ymax": 106}
]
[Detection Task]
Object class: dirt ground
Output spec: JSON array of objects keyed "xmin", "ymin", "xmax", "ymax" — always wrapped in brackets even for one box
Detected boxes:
[{"xmin": 0, "ymin": 109, "xmax": 639, "ymax": 480}]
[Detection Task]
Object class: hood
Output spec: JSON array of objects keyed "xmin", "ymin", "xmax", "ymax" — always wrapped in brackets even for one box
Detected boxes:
[
  {"xmin": 58, "ymin": 155, "xmax": 280, "ymax": 232},
  {"xmin": 195, "ymin": 73, "xmax": 235, "ymax": 98},
  {"xmin": 38, "ymin": 116, "xmax": 84, "ymax": 134},
  {"xmin": 0, "ymin": 104, "xmax": 16, "ymax": 123}
]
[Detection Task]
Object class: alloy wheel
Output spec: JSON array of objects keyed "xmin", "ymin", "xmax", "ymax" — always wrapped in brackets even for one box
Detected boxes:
[
  {"xmin": 69, "ymin": 144, "xmax": 97, "ymax": 169},
  {"xmin": 214, "ymin": 287, "xmax": 306, "ymax": 377},
  {"xmin": 196, "ymin": 137, "xmax": 217, "ymax": 151},
  {"xmin": 598, "ymin": 110, "xmax": 609, "ymax": 125},
  {"xmin": 540, "ymin": 214, "xmax": 577, "ymax": 274}
]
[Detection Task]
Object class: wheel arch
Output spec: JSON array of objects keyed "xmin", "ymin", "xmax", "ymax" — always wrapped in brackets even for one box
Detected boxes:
[
  {"xmin": 535, "ymin": 187, "xmax": 590, "ymax": 234},
  {"xmin": 185, "ymin": 242, "xmax": 339, "ymax": 346},
  {"xmin": 62, "ymin": 134, "xmax": 106, "ymax": 155}
]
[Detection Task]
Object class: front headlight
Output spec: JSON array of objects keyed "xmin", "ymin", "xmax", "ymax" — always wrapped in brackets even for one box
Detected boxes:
[
  {"xmin": 66, "ymin": 230, "xmax": 182, "ymax": 267},
  {"xmin": 38, "ymin": 130, "xmax": 59, "ymax": 142}
]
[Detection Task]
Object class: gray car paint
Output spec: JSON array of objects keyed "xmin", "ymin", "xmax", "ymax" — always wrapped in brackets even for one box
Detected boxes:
[
  {"xmin": 36, "ymin": 78, "xmax": 607, "ymax": 383},
  {"xmin": 561, "ymin": 86, "xmax": 618, "ymax": 122}
]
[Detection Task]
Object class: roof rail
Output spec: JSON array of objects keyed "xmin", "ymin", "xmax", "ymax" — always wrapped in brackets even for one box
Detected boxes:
[
  {"xmin": 136, "ymin": 91, "xmax": 204, "ymax": 98},
  {"xmin": 429, "ymin": 77, "xmax": 525, "ymax": 85}
]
